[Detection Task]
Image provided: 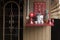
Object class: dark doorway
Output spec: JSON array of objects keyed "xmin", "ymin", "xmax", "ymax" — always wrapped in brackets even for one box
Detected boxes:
[
  {"xmin": 51, "ymin": 19, "xmax": 60, "ymax": 40},
  {"xmin": 20, "ymin": 0, "xmax": 24, "ymax": 40}
]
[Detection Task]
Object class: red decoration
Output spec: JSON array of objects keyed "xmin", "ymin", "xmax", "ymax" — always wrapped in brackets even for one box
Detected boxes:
[
  {"xmin": 29, "ymin": 12, "xmax": 36, "ymax": 24},
  {"xmin": 34, "ymin": 2, "xmax": 46, "ymax": 15},
  {"xmin": 29, "ymin": 12, "xmax": 34, "ymax": 18},
  {"xmin": 25, "ymin": 2, "xmax": 54, "ymax": 27},
  {"xmin": 29, "ymin": 12, "xmax": 36, "ymax": 18}
]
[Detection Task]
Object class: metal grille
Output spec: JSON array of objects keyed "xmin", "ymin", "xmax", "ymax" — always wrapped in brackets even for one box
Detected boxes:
[{"xmin": 3, "ymin": 2, "xmax": 20, "ymax": 40}]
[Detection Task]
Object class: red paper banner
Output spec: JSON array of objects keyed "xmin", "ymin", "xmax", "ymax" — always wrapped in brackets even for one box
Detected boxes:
[{"xmin": 34, "ymin": 2, "xmax": 46, "ymax": 15}]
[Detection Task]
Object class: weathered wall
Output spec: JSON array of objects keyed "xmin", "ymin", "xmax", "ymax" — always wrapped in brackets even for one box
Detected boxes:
[
  {"xmin": 23, "ymin": 0, "xmax": 51, "ymax": 40},
  {"xmin": 50, "ymin": 0, "xmax": 60, "ymax": 19}
]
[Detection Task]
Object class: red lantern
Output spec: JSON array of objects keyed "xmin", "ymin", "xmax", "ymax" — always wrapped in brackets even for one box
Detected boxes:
[
  {"xmin": 29, "ymin": 12, "xmax": 36, "ymax": 18},
  {"xmin": 29, "ymin": 12, "xmax": 36, "ymax": 24}
]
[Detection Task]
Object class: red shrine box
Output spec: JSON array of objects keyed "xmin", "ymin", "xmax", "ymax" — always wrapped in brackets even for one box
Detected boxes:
[{"xmin": 25, "ymin": 2, "xmax": 54, "ymax": 27}]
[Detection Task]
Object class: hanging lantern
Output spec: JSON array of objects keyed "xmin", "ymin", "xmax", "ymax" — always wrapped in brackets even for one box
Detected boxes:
[
  {"xmin": 29, "ymin": 12, "xmax": 36, "ymax": 18},
  {"xmin": 29, "ymin": 12, "xmax": 36, "ymax": 24}
]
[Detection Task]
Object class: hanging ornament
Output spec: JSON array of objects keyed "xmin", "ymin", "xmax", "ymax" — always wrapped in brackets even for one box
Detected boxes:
[{"xmin": 29, "ymin": 12, "xmax": 36, "ymax": 24}]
